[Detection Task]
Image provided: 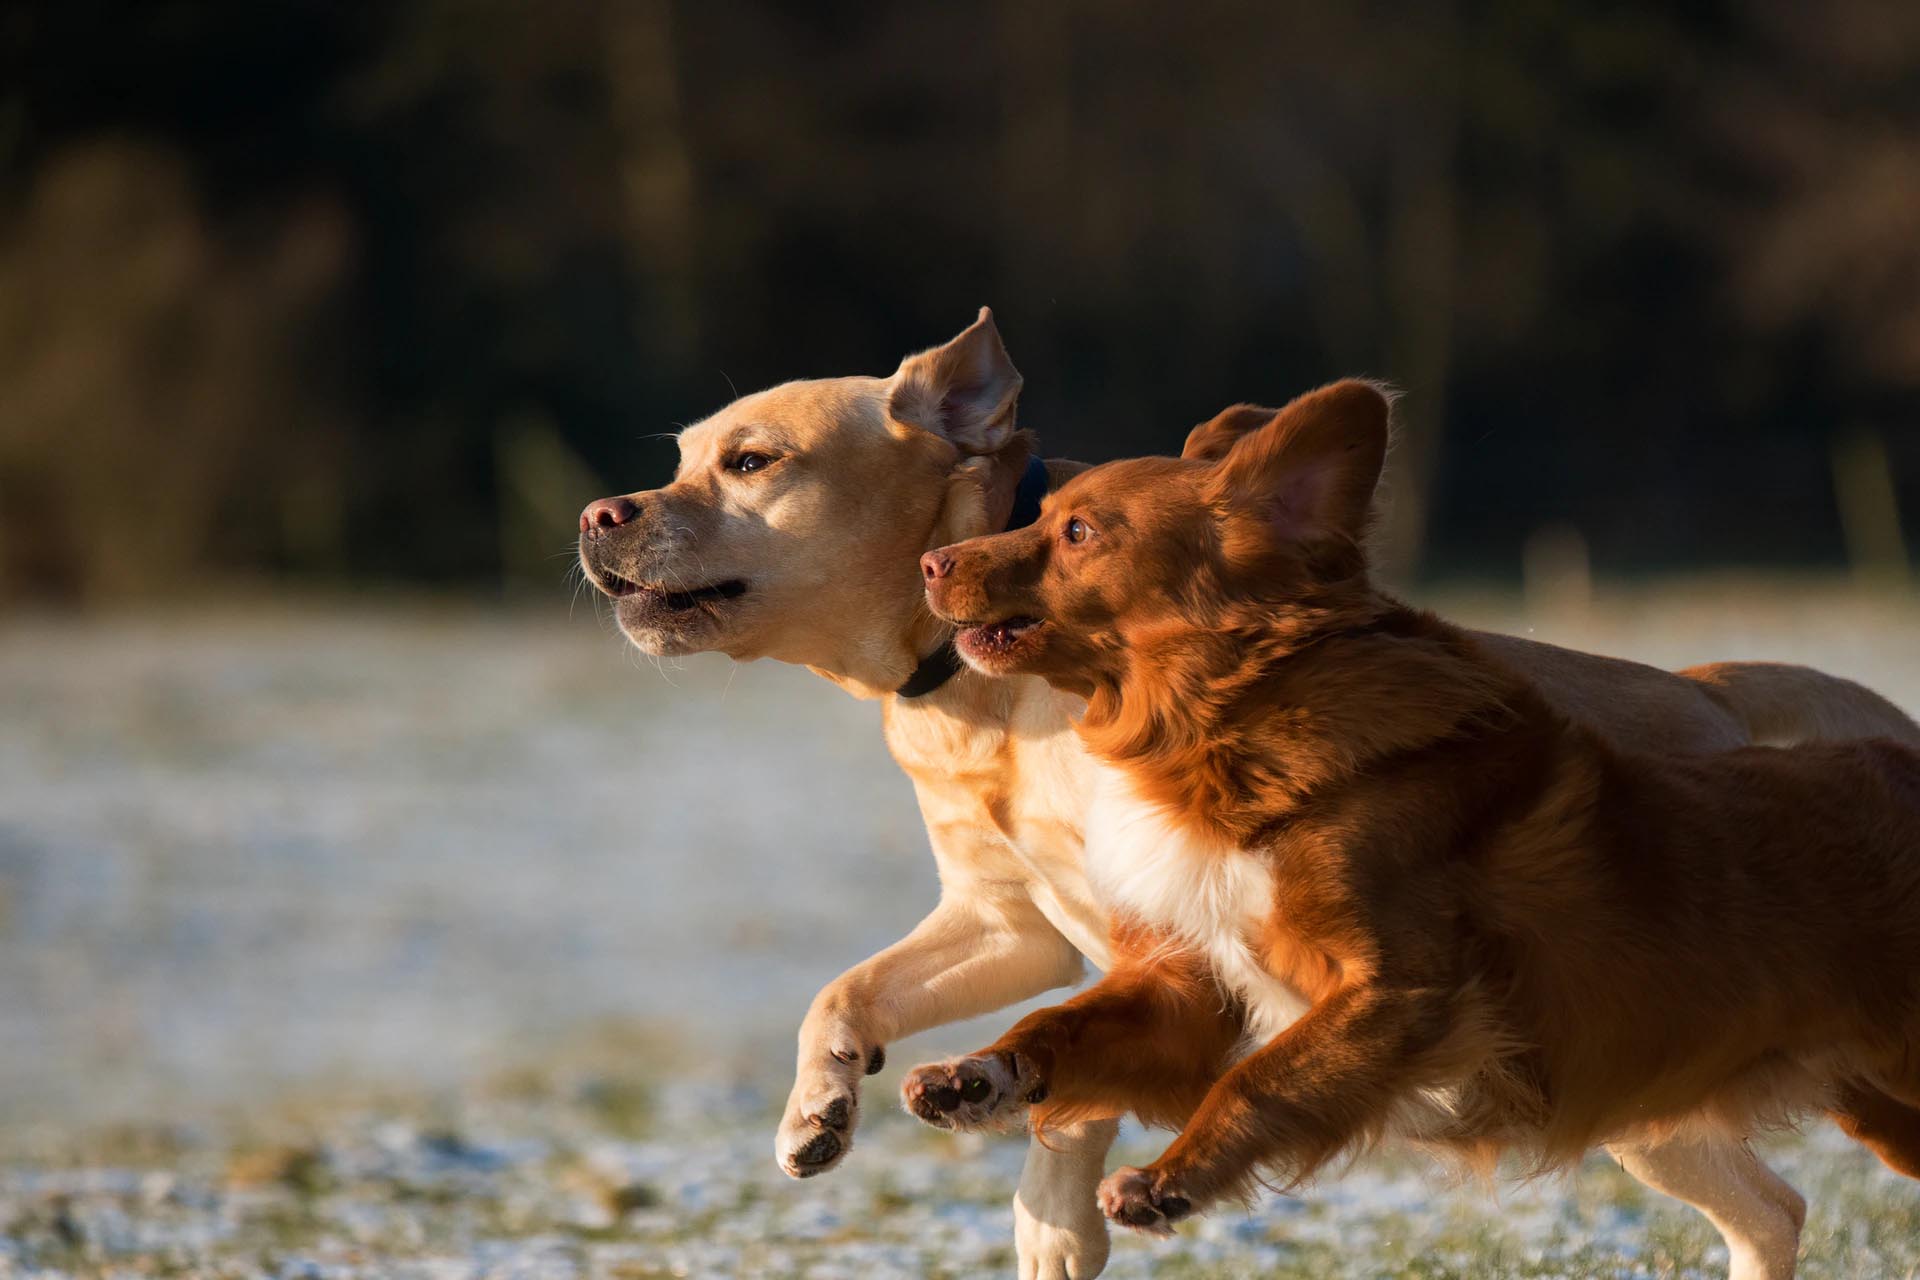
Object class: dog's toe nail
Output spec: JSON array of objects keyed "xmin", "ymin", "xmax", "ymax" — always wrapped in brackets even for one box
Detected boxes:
[{"xmin": 864, "ymin": 1046, "xmax": 886, "ymax": 1075}]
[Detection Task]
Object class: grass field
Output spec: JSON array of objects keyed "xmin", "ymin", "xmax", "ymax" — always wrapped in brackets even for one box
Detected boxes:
[{"xmin": 2, "ymin": 581, "xmax": 1916, "ymax": 1278}]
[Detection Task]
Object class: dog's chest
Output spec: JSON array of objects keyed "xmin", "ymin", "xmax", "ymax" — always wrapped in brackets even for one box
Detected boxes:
[
  {"xmin": 1084, "ymin": 762, "xmax": 1309, "ymax": 1041},
  {"xmin": 885, "ymin": 679, "xmax": 1110, "ymax": 964}
]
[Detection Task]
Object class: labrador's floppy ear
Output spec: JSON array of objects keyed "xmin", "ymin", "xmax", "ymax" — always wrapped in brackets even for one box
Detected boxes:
[
  {"xmin": 1207, "ymin": 380, "xmax": 1392, "ymax": 546},
  {"xmin": 1182, "ymin": 402, "xmax": 1279, "ymax": 462},
  {"xmin": 888, "ymin": 307, "xmax": 1023, "ymax": 455}
]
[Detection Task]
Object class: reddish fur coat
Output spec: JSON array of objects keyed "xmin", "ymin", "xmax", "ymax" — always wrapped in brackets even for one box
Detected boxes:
[{"xmin": 908, "ymin": 379, "xmax": 1920, "ymax": 1226}]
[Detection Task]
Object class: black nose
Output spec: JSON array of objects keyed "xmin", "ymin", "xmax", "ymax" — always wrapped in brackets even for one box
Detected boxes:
[
  {"xmin": 921, "ymin": 551, "xmax": 954, "ymax": 581},
  {"xmin": 581, "ymin": 495, "xmax": 641, "ymax": 536}
]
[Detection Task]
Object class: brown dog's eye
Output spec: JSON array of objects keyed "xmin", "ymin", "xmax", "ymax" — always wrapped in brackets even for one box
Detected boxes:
[
  {"xmin": 1064, "ymin": 516, "xmax": 1090, "ymax": 544},
  {"xmin": 726, "ymin": 451, "xmax": 775, "ymax": 475}
]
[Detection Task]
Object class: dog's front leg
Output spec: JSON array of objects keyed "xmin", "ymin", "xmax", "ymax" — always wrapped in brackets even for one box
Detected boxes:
[
  {"xmin": 1098, "ymin": 982, "xmax": 1452, "ymax": 1235},
  {"xmin": 901, "ymin": 934, "xmax": 1241, "ymax": 1135},
  {"xmin": 900, "ymin": 933, "xmax": 1236, "ymax": 1278},
  {"xmin": 777, "ymin": 887, "xmax": 1083, "ymax": 1178},
  {"xmin": 1015, "ymin": 1117, "xmax": 1119, "ymax": 1280}
]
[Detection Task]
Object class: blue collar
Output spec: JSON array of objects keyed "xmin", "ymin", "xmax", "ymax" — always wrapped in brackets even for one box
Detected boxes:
[{"xmin": 896, "ymin": 454, "xmax": 1050, "ymax": 699}]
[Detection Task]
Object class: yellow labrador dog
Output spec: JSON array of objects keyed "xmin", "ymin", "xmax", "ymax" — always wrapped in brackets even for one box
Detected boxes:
[{"xmin": 578, "ymin": 310, "xmax": 1920, "ymax": 1280}]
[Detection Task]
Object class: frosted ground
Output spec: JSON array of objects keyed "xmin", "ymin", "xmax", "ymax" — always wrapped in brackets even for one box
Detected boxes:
[{"xmin": 1, "ymin": 581, "xmax": 1917, "ymax": 1278}]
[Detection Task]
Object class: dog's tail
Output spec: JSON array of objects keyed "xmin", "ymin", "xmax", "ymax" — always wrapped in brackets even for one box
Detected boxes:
[{"xmin": 1681, "ymin": 661, "xmax": 1920, "ymax": 747}]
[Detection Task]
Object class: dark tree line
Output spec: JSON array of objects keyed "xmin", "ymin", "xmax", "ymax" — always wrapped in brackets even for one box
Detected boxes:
[{"xmin": 1, "ymin": 0, "xmax": 1914, "ymax": 599}]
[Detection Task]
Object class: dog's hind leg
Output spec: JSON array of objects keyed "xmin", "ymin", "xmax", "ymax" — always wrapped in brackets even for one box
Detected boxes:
[
  {"xmin": 1608, "ymin": 1133, "xmax": 1804, "ymax": 1280},
  {"xmin": 1014, "ymin": 1117, "xmax": 1118, "ymax": 1280},
  {"xmin": 1830, "ymin": 1079, "xmax": 1920, "ymax": 1180}
]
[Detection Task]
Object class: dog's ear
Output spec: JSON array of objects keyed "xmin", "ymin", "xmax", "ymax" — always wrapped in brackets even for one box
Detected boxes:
[
  {"xmin": 1182, "ymin": 403, "xmax": 1278, "ymax": 462},
  {"xmin": 888, "ymin": 307, "xmax": 1023, "ymax": 455},
  {"xmin": 1207, "ymin": 380, "xmax": 1391, "ymax": 545}
]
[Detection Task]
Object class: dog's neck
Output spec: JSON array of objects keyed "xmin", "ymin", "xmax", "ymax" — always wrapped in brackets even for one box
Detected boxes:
[
  {"xmin": 1079, "ymin": 594, "xmax": 1524, "ymax": 846},
  {"xmin": 807, "ymin": 439, "xmax": 1052, "ymax": 703},
  {"xmin": 803, "ymin": 614, "xmax": 950, "ymax": 701}
]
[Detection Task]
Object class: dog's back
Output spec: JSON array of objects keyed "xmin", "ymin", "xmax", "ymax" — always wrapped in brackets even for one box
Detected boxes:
[{"xmin": 1486, "ymin": 727, "xmax": 1920, "ymax": 1158}]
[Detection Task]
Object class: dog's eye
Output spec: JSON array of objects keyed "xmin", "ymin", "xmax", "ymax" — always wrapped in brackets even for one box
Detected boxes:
[
  {"xmin": 726, "ymin": 452, "xmax": 775, "ymax": 475},
  {"xmin": 1064, "ymin": 516, "xmax": 1090, "ymax": 545}
]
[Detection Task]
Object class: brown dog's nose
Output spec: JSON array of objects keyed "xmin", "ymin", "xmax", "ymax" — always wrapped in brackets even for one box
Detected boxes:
[
  {"xmin": 581, "ymin": 495, "xmax": 640, "ymax": 536},
  {"xmin": 921, "ymin": 550, "xmax": 954, "ymax": 582}
]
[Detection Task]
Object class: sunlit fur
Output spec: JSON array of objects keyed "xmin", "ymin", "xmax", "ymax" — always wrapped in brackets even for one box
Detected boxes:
[
  {"xmin": 919, "ymin": 380, "xmax": 1920, "ymax": 1256},
  {"xmin": 575, "ymin": 316, "xmax": 1920, "ymax": 1279}
]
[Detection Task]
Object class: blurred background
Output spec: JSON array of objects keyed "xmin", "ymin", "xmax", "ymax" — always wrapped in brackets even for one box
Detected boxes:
[
  {"xmin": 3, "ymin": 0, "xmax": 1916, "ymax": 599},
  {"xmin": 2, "ymin": 5, "xmax": 1919, "ymax": 1276}
]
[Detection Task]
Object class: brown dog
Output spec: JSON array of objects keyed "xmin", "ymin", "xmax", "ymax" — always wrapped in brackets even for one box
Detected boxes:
[
  {"xmin": 578, "ymin": 315, "xmax": 1920, "ymax": 1279},
  {"xmin": 907, "ymin": 380, "xmax": 1920, "ymax": 1278}
]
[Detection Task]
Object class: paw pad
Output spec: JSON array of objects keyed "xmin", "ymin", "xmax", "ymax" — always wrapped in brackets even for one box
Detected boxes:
[
  {"xmin": 900, "ymin": 1052, "xmax": 1043, "ymax": 1132},
  {"xmin": 1097, "ymin": 1166, "xmax": 1191, "ymax": 1236},
  {"xmin": 788, "ymin": 1129, "xmax": 843, "ymax": 1176}
]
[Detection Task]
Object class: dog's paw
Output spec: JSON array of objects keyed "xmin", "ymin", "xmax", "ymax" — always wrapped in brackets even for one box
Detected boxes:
[
  {"xmin": 1015, "ymin": 1176, "xmax": 1110, "ymax": 1280},
  {"xmin": 901, "ymin": 1050, "xmax": 1046, "ymax": 1132},
  {"xmin": 775, "ymin": 1042, "xmax": 886, "ymax": 1179},
  {"xmin": 1096, "ymin": 1165, "xmax": 1192, "ymax": 1237}
]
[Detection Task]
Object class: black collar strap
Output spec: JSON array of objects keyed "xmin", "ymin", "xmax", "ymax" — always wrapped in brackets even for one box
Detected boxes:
[
  {"xmin": 893, "ymin": 632, "xmax": 964, "ymax": 698},
  {"xmin": 896, "ymin": 454, "xmax": 1051, "ymax": 699}
]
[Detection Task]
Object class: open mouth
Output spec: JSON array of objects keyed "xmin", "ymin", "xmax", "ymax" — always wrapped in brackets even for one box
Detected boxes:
[
  {"xmin": 954, "ymin": 615, "xmax": 1045, "ymax": 662},
  {"xmin": 598, "ymin": 570, "xmax": 748, "ymax": 613}
]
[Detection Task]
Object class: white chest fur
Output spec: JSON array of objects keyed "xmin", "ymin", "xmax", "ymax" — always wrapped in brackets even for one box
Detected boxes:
[{"xmin": 1083, "ymin": 761, "xmax": 1310, "ymax": 1045}]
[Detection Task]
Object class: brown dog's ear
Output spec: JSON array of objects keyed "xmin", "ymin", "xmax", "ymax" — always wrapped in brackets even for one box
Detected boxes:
[
  {"xmin": 888, "ymin": 307, "xmax": 1023, "ymax": 455},
  {"xmin": 1181, "ymin": 403, "xmax": 1278, "ymax": 462},
  {"xmin": 1207, "ymin": 380, "xmax": 1392, "ymax": 545}
]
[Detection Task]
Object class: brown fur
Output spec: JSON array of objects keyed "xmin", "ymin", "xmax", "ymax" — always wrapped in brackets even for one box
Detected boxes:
[
  {"xmin": 578, "ymin": 317, "xmax": 1920, "ymax": 1275},
  {"xmin": 915, "ymin": 379, "xmax": 1920, "ymax": 1236}
]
